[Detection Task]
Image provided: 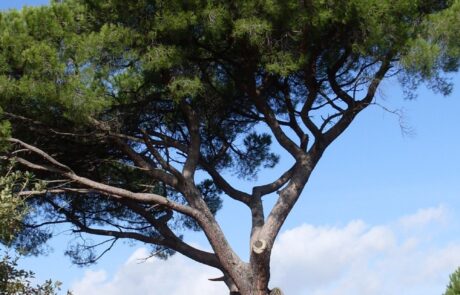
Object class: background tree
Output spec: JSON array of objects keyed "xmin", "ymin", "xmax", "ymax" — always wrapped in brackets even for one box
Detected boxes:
[
  {"xmin": 0, "ymin": 0, "xmax": 459, "ymax": 294},
  {"xmin": 0, "ymin": 253, "xmax": 68, "ymax": 295},
  {"xmin": 0, "ymin": 170, "xmax": 68, "ymax": 295},
  {"xmin": 444, "ymin": 267, "xmax": 460, "ymax": 295}
]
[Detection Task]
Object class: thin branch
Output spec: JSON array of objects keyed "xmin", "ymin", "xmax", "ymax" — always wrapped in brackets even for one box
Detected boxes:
[
  {"xmin": 139, "ymin": 131, "xmax": 252, "ymax": 204},
  {"xmin": 326, "ymin": 49, "xmax": 354, "ymax": 106},
  {"xmin": 312, "ymin": 92, "xmax": 344, "ymax": 112},
  {"xmin": 22, "ymin": 219, "xmax": 69, "ymax": 229},
  {"xmin": 361, "ymin": 56, "xmax": 393, "ymax": 104},
  {"xmin": 252, "ymin": 94, "xmax": 303, "ymax": 158},
  {"xmin": 300, "ymin": 90, "xmax": 322, "ymax": 139},
  {"xmin": 112, "ymin": 137, "xmax": 179, "ymax": 188},
  {"xmin": 323, "ymin": 54, "xmax": 394, "ymax": 145},
  {"xmin": 199, "ymin": 161, "xmax": 251, "ymax": 204},
  {"xmin": 253, "ymin": 163, "xmax": 296, "ymax": 197},
  {"xmin": 18, "ymin": 188, "xmax": 92, "ymax": 196},
  {"xmin": 3, "ymin": 112, "xmax": 99, "ymax": 138},
  {"xmin": 283, "ymin": 85, "xmax": 309, "ymax": 150},
  {"xmin": 319, "ymin": 111, "xmax": 345, "ymax": 132},
  {"xmin": 371, "ymin": 102, "xmax": 414, "ymax": 136},
  {"xmin": 140, "ymin": 129, "xmax": 182, "ymax": 178}
]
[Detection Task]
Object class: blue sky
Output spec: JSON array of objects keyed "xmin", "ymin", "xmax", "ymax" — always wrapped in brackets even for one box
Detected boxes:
[
  {"xmin": 0, "ymin": 0, "xmax": 48, "ymax": 9},
  {"xmin": 2, "ymin": 1, "xmax": 460, "ymax": 294}
]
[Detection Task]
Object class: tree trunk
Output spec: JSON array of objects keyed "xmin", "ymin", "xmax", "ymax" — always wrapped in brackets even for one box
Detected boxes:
[
  {"xmin": 227, "ymin": 272, "xmax": 273, "ymax": 295},
  {"xmin": 215, "ymin": 271, "xmax": 270, "ymax": 295}
]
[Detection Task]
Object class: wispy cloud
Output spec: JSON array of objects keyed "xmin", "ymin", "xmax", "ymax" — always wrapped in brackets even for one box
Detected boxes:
[
  {"xmin": 398, "ymin": 204, "xmax": 448, "ymax": 229},
  {"xmin": 71, "ymin": 205, "xmax": 460, "ymax": 295}
]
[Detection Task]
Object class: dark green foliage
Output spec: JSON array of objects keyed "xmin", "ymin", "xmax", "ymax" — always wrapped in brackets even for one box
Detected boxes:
[
  {"xmin": 0, "ymin": 169, "xmax": 42, "ymax": 249},
  {"xmin": 237, "ymin": 132, "xmax": 279, "ymax": 179}
]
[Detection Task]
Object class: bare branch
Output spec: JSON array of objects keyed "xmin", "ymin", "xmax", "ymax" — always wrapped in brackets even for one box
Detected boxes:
[
  {"xmin": 313, "ymin": 92, "xmax": 345, "ymax": 113},
  {"xmin": 18, "ymin": 188, "xmax": 92, "ymax": 196},
  {"xmin": 137, "ymin": 131, "xmax": 252, "ymax": 204},
  {"xmin": 200, "ymin": 161, "xmax": 251, "ymax": 204},
  {"xmin": 112, "ymin": 137, "xmax": 180, "ymax": 187},
  {"xmin": 327, "ymin": 50, "xmax": 355, "ymax": 106},
  {"xmin": 300, "ymin": 90, "xmax": 322, "ymax": 139},
  {"xmin": 319, "ymin": 111, "xmax": 345, "ymax": 133},
  {"xmin": 14, "ymin": 157, "xmax": 63, "ymax": 174},
  {"xmin": 46, "ymin": 200, "xmax": 166, "ymax": 247},
  {"xmin": 252, "ymin": 94, "xmax": 303, "ymax": 158},
  {"xmin": 140, "ymin": 130, "xmax": 182, "ymax": 178},
  {"xmin": 253, "ymin": 163, "xmax": 296, "ymax": 197},
  {"xmin": 361, "ymin": 57, "xmax": 393, "ymax": 104},
  {"xmin": 8, "ymin": 138, "xmax": 74, "ymax": 173},
  {"xmin": 282, "ymin": 85, "xmax": 309, "ymax": 150},
  {"xmin": 371, "ymin": 102, "xmax": 414, "ymax": 136},
  {"xmin": 323, "ymin": 56, "xmax": 393, "ymax": 145},
  {"xmin": 75, "ymin": 238, "xmax": 118, "ymax": 265}
]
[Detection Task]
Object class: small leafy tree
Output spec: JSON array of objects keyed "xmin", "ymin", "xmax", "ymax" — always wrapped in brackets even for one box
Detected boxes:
[
  {"xmin": 0, "ymin": 169, "xmax": 67, "ymax": 295},
  {"xmin": 0, "ymin": 253, "xmax": 68, "ymax": 295},
  {"xmin": 444, "ymin": 268, "xmax": 460, "ymax": 295},
  {"xmin": 0, "ymin": 1, "xmax": 459, "ymax": 294}
]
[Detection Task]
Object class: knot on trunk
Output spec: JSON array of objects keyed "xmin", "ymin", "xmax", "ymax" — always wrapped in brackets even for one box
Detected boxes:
[{"xmin": 252, "ymin": 239, "xmax": 267, "ymax": 254}]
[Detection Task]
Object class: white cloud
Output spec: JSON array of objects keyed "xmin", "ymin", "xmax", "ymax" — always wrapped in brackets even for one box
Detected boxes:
[
  {"xmin": 269, "ymin": 221, "xmax": 396, "ymax": 293},
  {"xmin": 72, "ymin": 205, "xmax": 460, "ymax": 295},
  {"xmin": 398, "ymin": 204, "xmax": 448, "ymax": 229},
  {"xmin": 71, "ymin": 248, "xmax": 227, "ymax": 295}
]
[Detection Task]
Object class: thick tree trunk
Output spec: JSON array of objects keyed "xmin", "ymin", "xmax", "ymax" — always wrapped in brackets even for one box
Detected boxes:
[
  {"xmin": 215, "ymin": 269, "xmax": 271, "ymax": 295},
  {"xmin": 227, "ymin": 269, "xmax": 272, "ymax": 295}
]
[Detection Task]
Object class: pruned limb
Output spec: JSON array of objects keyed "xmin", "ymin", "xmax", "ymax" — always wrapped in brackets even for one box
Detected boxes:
[{"xmin": 209, "ymin": 273, "xmax": 240, "ymax": 294}]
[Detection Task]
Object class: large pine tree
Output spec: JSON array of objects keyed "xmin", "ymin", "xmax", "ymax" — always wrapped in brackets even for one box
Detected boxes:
[{"xmin": 0, "ymin": 1, "xmax": 459, "ymax": 294}]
